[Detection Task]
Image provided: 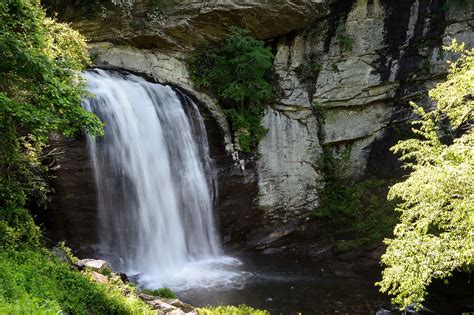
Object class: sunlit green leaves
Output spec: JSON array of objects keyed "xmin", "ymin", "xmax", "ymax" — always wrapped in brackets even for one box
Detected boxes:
[
  {"xmin": 0, "ymin": 0, "xmax": 103, "ymax": 247},
  {"xmin": 0, "ymin": 248, "xmax": 152, "ymax": 313},
  {"xmin": 430, "ymin": 40, "xmax": 473, "ymax": 128},
  {"xmin": 198, "ymin": 304, "xmax": 269, "ymax": 315},
  {"xmin": 377, "ymin": 41, "xmax": 474, "ymax": 309}
]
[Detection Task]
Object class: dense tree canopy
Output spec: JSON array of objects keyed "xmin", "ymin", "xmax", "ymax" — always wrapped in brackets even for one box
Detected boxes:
[
  {"xmin": 0, "ymin": 0, "xmax": 102, "ymax": 247},
  {"xmin": 377, "ymin": 40, "xmax": 473, "ymax": 309}
]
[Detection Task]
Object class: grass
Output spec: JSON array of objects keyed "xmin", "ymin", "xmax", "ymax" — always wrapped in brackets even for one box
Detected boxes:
[
  {"xmin": 0, "ymin": 248, "xmax": 152, "ymax": 314},
  {"xmin": 198, "ymin": 304, "xmax": 269, "ymax": 315},
  {"xmin": 141, "ymin": 287, "xmax": 176, "ymax": 299}
]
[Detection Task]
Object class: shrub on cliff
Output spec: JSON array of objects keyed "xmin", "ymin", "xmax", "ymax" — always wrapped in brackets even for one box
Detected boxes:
[
  {"xmin": 377, "ymin": 40, "xmax": 474, "ymax": 309},
  {"xmin": 188, "ymin": 27, "xmax": 275, "ymax": 153}
]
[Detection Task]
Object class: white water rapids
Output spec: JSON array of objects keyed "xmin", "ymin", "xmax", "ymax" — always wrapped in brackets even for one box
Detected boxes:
[{"xmin": 82, "ymin": 69, "xmax": 243, "ymax": 291}]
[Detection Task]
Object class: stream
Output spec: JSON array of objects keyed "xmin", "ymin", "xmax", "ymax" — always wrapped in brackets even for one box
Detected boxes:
[{"xmin": 175, "ymin": 253, "xmax": 388, "ymax": 314}]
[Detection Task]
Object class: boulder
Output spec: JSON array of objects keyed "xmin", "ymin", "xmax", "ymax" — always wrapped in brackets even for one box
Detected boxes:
[
  {"xmin": 90, "ymin": 271, "xmax": 108, "ymax": 284},
  {"xmin": 51, "ymin": 246, "xmax": 70, "ymax": 263},
  {"xmin": 167, "ymin": 299, "xmax": 195, "ymax": 313},
  {"xmin": 138, "ymin": 293, "xmax": 156, "ymax": 301},
  {"xmin": 118, "ymin": 272, "xmax": 129, "ymax": 283},
  {"xmin": 76, "ymin": 258, "xmax": 112, "ymax": 272},
  {"xmin": 138, "ymin": 294, "xmax": 196, "ymax": 314}
]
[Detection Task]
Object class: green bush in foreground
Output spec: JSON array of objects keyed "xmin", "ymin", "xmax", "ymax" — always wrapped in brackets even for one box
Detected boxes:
[
  {"xmin": 188, "ymin": 27, "xmax": 275, "ymax": 152},
  {"xmin": 141, "ymin": 287, "xmax": 177, "ymax": 299},
  {"xmin": 0, "ymin": 248, "xmax": 152, "ymax": 314},
  {"xmin": 198, "ymin": 304, "xmax": 269, "ymax": 315},
  {"xmin": 377, "ymin": 40, "xmax": 474, "ymax": 309}
]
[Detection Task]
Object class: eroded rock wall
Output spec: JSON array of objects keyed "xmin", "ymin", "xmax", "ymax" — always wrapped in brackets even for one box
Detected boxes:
[{"xmin": 255, "ymin": 0, "xmax": 473, "ymax": 247}]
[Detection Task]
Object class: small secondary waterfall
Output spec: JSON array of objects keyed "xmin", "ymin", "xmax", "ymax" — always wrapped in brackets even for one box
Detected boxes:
[{"xmin": 83, "ymin": 69, "xmax": 240, "ymax": 290}]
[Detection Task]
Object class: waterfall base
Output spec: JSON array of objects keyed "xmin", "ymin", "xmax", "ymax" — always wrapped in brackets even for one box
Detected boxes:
[{"xmin": 135, "ymin": 256, "xmax": 248, "ymax": 292}]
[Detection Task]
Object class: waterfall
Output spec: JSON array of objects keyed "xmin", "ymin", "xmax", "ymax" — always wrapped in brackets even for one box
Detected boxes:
[{"xmin": 82, "ymin": 69, "xmax": 240, "ymax": 290}]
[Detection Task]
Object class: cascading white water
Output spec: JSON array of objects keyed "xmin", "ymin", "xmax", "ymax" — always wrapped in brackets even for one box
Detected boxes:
[{"xmin": 82, "ymin": 69, "xmax": 242, "ymax": 290}]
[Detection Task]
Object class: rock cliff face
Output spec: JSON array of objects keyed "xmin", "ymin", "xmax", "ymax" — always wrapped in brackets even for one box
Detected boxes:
[
  {"xmin": 253, "ymin": 0, "xmax": 473, "ymax": 254},
  {"xmin": 59, "ymin": 0, "xmax": 327, "ymax": 51},
  {"xmin": 45, "ymin": 0, "xmax": 473, "ymax": 256}
]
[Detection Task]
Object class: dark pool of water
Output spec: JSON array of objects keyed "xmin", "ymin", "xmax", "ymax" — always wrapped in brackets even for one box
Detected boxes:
[{"xmin": 176, "ymin": 253, "xmax": 389, "ymax": 315}]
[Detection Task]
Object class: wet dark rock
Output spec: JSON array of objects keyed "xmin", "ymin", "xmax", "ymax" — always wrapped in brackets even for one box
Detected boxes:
[
  {"xmin": 118, "ymin": 272, "xmax": 129, "ymax": 283},
  {"xmin": 376, "ymin": 307, "xmax": 397, "ymax": 315},
  {"xmin": 51, "ymin": 246, "xmax": 70, "ymax": 263},
  {"xmin": 261, "ymin": 247, "xmax": 285, "ymax": 255},
  {"xmin": 308, "ymin": 245, "xmax": 334, "ymax": 260},
  {"xmin": 128, "ymin": 273, "xmax": 141, "ymax": 283},
  {"xmin": 168, "ymin": 299, "xmax": 195, "ymax": 313},
  {"xmin": 248, "ymin": 224, "xmax": 299, "ymax": 249},
  {"xmin": 337, "ymin": 248, "xmax": 372, "ymax": 262},
  {"xmin": 39, "ymin": 134, "xmax": 99, "ymax": 258}
]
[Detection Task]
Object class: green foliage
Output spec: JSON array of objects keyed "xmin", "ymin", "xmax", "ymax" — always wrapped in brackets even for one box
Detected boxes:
[
  {"xmin": 318, "ymin": 147, "xmax": 352, "ymax": 181},
  {"xmin": 141, "ymin": 287, "xmax": 177, "ymax": 299},
  {"xmin": 0, "ymin": 0, "xmax": 103, "ymax": 248},
  {"xmin": 57, "ymin": 241, "xmax": 79, "ymax": 264},
  {"xmin": 100, "ymin": 268, "xmax": 113, "ymax": 277},
  {"xmin": 198, "ymin": 304, "xmax": 269, "ymax": 315},
  {"xmin": 224, "ymin": 107, "xmax": 269, "ymax": 153},
  {"xmin": 377, "ymin": 40, "xmax": 474, "ymax": 309},
  {"xmin": 0, "ymin": 248, "xmax": 152, "ymax": 314},
  {"xmin": 0, "ymin": 294, "xmax": 62, "ymax": 314},
  {"xmin": 312, "ymin": 148, "xmax": 397, "ymax": 251},
  {"xmin": 336, "ymin": 24, "xmax": 354, "ymax": 52},
  {"xmin": 313, "ymin": 177, "xmax": 397, "ymax": 252},
  {"xmin": 188, "ymin": 27, "xmax": 275, "ymax": 152}
]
